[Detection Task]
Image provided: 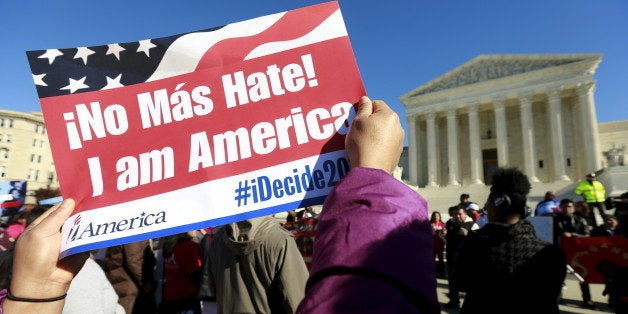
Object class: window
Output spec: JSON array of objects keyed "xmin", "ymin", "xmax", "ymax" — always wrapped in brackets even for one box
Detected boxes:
[
  {"xmin": 27, "ymin": 169, "xmax": 37, "ymax": 180},
  {"xmin": 40, "ymin": 140, "xmax": 45, "ymax": 148},
  {"xmin": 0, "ymin": 148, "xmax": 8, "ymax": 160},
  {"xmin": 8, "ymin": 120, "xmax": 13, "ymax": 128},
  {"xmin": 0, "ymin": 118, "xmax": 4, "ymax": 127},
  {"xmin": 35, "ymin": 124, "xmax": 45, "ymax": 134},
  {"xmin": 32, "ymin": 139, "xmax": 37, "ymax": 147},
  {"xmin": 0, "ymin": 166, "xmax": 5, "ymax": 178},
  {"xmin": 37, "ymin": 155, "xmax": 42, "ymax": 163},
  {"xmin": 30, "ymin": 154, "xmax": 35, "ymax": 162}
]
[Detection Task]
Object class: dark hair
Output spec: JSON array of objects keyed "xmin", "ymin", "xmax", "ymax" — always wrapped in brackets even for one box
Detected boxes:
[
  {"xmin": 430, "ymin": 211, "xmax": 442, "ymax": 222},
  {"xmin": 560, "ymin": 198, "xmax": 574, "ymax": 207},
  {"xmin": 489, "ymin": 168, "xmax": 530, "ymax": 218},
  {"xmin": 460, "ymin": 194, "xmax": 470, "ymax": 199},
  {"xmin": 575, "ymin": 201, "xmax": 590, "ymax": 216},
  {"xmin": 448, "ymin": 206, "xmax": 458, "ymax": 215}
]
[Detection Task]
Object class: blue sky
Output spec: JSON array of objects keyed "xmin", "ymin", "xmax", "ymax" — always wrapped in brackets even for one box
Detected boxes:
[{"xmin": 1, "ymin": 0, "xmax": 627, "ymax": 138}]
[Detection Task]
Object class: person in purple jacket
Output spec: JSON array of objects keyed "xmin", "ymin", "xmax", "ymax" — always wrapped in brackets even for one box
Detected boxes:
[
  {"xmin": 0, "ymin": 96, "xmax": 438, "ymax": 313},
  {"xmin": 297, "ymin": 96, "xmax": 439, "ymax": 313}
]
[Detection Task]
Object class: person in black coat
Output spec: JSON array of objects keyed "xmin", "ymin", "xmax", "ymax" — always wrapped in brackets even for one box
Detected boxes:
[{"xmin": 457, "ymin": 168, "xmax": 566, "ymax": 314}]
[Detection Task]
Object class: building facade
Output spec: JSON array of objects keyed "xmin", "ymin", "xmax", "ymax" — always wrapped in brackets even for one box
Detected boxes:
[
  {"xmin": 0, "ymin": 109, "xmax": 58, "ymax": 192},
  {"xmin": 400, "ymin": 54, "xmax": 604, "ymax": 187}
]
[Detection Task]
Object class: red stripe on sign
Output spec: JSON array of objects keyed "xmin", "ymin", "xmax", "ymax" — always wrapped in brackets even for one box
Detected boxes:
[
  {"xmin": 195, "ymin": 2, "xmax": 339, "ymax": 70},
  {"xmin": 41, "ymin": 38, "xmax": 363, "ymax": 214}
]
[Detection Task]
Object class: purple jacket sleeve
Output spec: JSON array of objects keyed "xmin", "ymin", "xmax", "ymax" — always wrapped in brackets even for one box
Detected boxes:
[
  {"xmin": 0, "ymin": 288, "xmax": 5, "ymax": 313},
  {"xmin": 297, "ymin": 168, "xmax": 439, "ymax": 314}
]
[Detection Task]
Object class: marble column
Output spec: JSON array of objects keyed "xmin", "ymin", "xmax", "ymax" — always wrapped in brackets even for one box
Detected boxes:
[
  {"xmin": 468, "ymin": 104, "xmax": 483, "ymax": 185},
  {"xmin": 548, "ymin": 89, "xmax": 571, "ymax": 181},
  {"xmin": 407, "ymin": 115, "xmax": 418, "ymax": 184},
  {"xmin": 446, "ymin": 109, "xmax": 460, "ymax": 186},
  {"xmin": 494, "ymin": 100, "xmax": 509, "ymax": 166},
  {"xmin": 577, "ymin": 83, "xmax": 602, "ymax": 173},
  {"xmin": 519, "ymin": 94, "xmax": 539, "ymax": 182},
  {"xmin": 426, "ymin": 112, "xmax": 438, "ymax": 187}
]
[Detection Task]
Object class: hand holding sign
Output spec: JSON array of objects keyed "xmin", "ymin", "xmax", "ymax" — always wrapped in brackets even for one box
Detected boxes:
[
  {"xmin": 5, "ymin": 199, "xmax": 88, "ymax": 312},
  {"xmin": 345, "ymin": 96, "xmax": 404, "ymax": 173}
]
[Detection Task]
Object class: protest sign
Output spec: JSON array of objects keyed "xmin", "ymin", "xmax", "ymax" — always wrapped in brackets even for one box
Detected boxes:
[
  {"xmin": 0, "ymin": 180, "xmax": 27, "ymax": 216},
  {"xmin": 561, "ymin": 236, "xmax": 628, "ymax": 284},
  {"xmin": 26, "ymin": 1, "xmax": 365, "ymax": 257}
]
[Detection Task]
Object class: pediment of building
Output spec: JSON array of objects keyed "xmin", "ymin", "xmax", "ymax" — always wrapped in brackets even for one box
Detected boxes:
[{"xmin": 403, "ymin": 54, "xmax": 602, "ymax": 99}]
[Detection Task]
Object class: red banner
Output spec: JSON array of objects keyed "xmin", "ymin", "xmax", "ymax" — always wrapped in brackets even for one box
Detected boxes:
[{"xmin": 561, "ymin": 236, "xmax": 628, "ymax": 284}]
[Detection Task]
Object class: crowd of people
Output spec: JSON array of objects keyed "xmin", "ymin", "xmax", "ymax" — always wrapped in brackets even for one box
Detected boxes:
[
  {"xmin": 0, "ymin": 96, "xmax": 626, "ymax": 313},
  {"xmin": 433, "ymin": 172, "xmax": 628, "ymax": 312}
]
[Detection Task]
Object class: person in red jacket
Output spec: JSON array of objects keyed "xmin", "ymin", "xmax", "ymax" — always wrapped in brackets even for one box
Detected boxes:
[{"xmin": 160, "ymin": 231, "xmax": 202, "ymax": 314}]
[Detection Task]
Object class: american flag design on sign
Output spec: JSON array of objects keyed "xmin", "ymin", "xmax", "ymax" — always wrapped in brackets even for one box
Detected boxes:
[
  {"xmin": 27, "ymin": 2, "xmax": 345, "ymax": 99},
  {"xmin": 26, "ymin": 1, "xmax": 365, "ymax": 257}
]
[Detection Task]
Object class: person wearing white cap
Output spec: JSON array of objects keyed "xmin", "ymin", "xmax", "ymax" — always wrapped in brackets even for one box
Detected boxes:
[{"xmin": 465, "ymin": 203, "xmax": 481, "ymax": 222}]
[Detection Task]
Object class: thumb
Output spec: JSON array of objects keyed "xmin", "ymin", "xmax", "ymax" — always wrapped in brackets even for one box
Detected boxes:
[{"xmin": 356, "ymin": 96, "xmax": 373, "ymax": 117}]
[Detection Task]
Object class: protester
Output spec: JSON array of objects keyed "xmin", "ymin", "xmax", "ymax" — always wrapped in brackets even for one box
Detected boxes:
[
  {"xmin": 160, "ymin": 232, "xmax": 202, "ymax": 314},
  {"xmin": 456, "ymin": 168, "xmax": 566, "ymax": 314},
  {"xmin": 574, "ymin": 201, "xmax": 595, "ymax": 231},
  {"xmin": 301, "ymin": 206, "xmax": 316, "ymax": 219},
  {"xmin": 614, "ymin": 191, "xmax": 628, "ymax": 237},
  {"xmin": 443, "ymin": 206, "xmax": 478, "ymax": 309},
  {"xmin": 285, "ymin": 210, "xmax": 297, "ymax": 223},
  {"xmin": 198, "ymin": 227, "xmax": 218, "ymax": 314},
  {"xmin": 430, "ymin": 211, "xmax": 446, "ymax": 278},
  {"xmin": 574, "ymin": 172, "xmax": 607, "ymax": 226},
  {"xmin": 4, "ymin": 212, "xmax": 27, "ymax": 241},
  {"xmin": 554, "ymin": 198, "xmax": 595, "ymax": 309},
  {"xmin": 0, "ymin": 96, "xmax": 439, "ymax": 313},
  {"xmin": 102, "ymin": 240, "xmax": 156, "ymax": 313},
  {"xmin": 591, "ymin": 215, "xmax": 619, "ymax": 237},
  {"xmin": 202, "ymin": 215, "xmax": 308, "ymax": 313},
  {"xmin": 465, "ymin": 203, "xmax": 481, "ymax": 222},
  {"xmin": 458, "ymin": 193, "xmax": 471, "ymax": 209},
  {"xmin": 297, "ymin": 96, "xmax": 439, "ymax": 313},
  {"xmin": 535, "ymin": 191, "xmax": 560, "ymax": 216}
]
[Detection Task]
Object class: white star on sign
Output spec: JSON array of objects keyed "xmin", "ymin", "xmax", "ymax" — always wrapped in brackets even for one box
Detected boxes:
[
  {"xmin": 60, "ymin": 77, "xmax": 89, "ymax": 93},
  {"xmin": 106, "ymin": 43, "xmax": 125, "ymax": 60},
  {"xmin": 137, "ymin": 39, "xmax": 156, "ymax": 57},
  {"xmin": 38, "ymin": 49, "xmax": 64, "ymax": 64},
  {"xmin": 74, "ymin": 47, "xmax": 95, "ymax": 64},
  {"xmin": 102, "ymin": 74, "xmax": 124, "ymax": 90},
  {"xmin": 32, "ymin": 73, "xmax": 48, "ymax": 87}
]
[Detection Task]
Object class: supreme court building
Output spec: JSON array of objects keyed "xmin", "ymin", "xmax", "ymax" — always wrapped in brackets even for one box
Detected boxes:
[{"xmin": 400, "ymin": 54, "xmax": 605, "ymax": 187}]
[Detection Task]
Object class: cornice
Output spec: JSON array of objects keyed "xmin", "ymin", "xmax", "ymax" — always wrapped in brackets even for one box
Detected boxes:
[
  {"xmin": 0, "ymin": 110, "xmax": 44, "ymax": 123},
  {"xmin": 406, "ymin": 77, "xmax": 596, "ymax": 116},
  {"xmin": 400, "ymin": 53, "xmax": 602, "ymax": 107}
]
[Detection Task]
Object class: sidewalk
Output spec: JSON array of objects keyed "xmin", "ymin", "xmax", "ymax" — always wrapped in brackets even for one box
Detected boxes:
[{"xmin": 436, "ymin": 277, "xmax": 614, "ymax": 313}]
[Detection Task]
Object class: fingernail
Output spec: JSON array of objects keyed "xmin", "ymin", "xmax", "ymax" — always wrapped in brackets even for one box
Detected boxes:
[{"xmin": 59, "ymin": 199, "xmax": 72, "ymax": 210}]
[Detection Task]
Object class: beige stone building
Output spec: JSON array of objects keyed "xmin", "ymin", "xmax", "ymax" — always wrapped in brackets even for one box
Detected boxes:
[
  {"xmin": 399, "ymin": 53, "xmax": 628, "ymax": 213},
  {"xmin": 0, "ymin": 109, "xmax": 58, "ymax": 193},
  {"xmin": 400, "ymin": 53, "xmax": 609, "ymax": 187}
]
